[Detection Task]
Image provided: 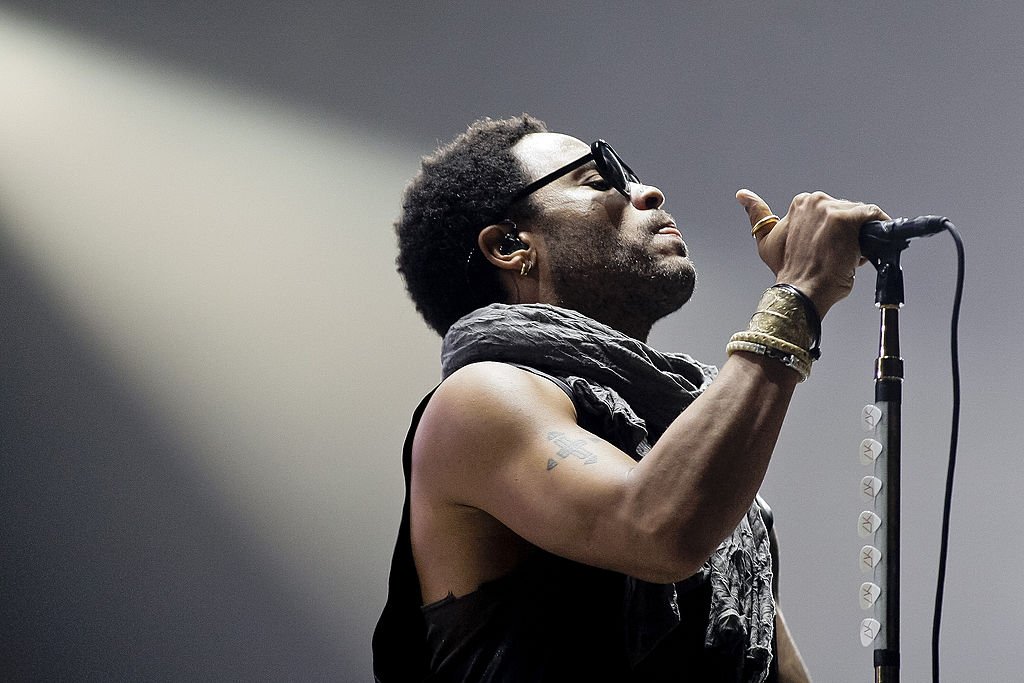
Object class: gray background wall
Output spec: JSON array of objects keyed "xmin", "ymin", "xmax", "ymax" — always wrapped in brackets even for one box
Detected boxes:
[{"xmin": 1, "ymin": 2, "xmax": 1020, "ymax": 680}]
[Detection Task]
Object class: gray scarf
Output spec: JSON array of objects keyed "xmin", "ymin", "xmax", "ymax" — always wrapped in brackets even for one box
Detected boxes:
[{"xmin": 441, "ymin": 303, "xmax": 775, "ymax": 682}]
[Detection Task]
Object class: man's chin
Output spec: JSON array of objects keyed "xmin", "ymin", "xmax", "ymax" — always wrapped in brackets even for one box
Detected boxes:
[
  {"xmin": 666, "ymin": 260, "xmax": 697, "ymax": 304},
  {"xmin": 639, "ymin": 265, "xmax": 696, "ymax": 323}
]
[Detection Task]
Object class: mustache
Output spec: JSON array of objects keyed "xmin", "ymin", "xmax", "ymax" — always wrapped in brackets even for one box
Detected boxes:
[{"xmin": 644, "ymin": 210, "xmax": 678, "ymax": 233}]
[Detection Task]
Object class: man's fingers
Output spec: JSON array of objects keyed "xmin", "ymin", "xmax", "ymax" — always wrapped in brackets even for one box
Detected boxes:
[
  {"xmin": 833, "ymin": 203, "xmax": 893, "ymax": 228},
  {"xmin": 854, "ymin": 203, "xmax": 892, "ymax": 223},
  {"xmin": 736, "ymin": 188, "xmax": 778, "ymax": 240}
]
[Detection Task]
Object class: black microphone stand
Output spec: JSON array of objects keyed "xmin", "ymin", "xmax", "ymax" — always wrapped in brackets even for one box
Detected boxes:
[{"xmin": 861, "ymin": 233, "xmax": 911, "ymax": 683}]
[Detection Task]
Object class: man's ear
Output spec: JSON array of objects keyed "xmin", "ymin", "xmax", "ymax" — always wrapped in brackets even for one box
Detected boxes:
[{"xmin": 478, "ymin": 223, "xmax": 533, "ymax": 272}]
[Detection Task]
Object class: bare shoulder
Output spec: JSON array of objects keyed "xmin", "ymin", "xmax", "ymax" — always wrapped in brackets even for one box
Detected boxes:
[
  {"xmin": 412, "ymin": 362, "xmax": 577, "ymax": 498},
  {"xmin": 441, "ymin": 361, "xmax": 572, "ymax": 398},
  {"xmin": 424, "ymin": 361, "xmax": 576, "ymax": 431}
]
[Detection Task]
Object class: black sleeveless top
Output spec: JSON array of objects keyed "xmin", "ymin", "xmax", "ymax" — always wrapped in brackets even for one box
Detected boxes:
[{"xmin": 372, "ymin": 371, "xmax": 779, "ymax": 682}]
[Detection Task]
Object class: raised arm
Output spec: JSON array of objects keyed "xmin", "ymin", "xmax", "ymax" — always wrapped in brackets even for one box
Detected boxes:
[{"xmin": 414, "ymin": 350, "xmax": 795, "ymax": 579}]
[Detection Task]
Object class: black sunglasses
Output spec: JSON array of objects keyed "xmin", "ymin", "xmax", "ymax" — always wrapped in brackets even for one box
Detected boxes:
[{"xmin": 508, "ymin": 139, "xmax": 641, "ymax": 204}]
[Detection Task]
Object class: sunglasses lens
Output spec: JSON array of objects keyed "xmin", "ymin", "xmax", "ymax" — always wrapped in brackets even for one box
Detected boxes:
[{"xmin": 595, "ymin": 142, "xmax": 638, "ymax": 196}]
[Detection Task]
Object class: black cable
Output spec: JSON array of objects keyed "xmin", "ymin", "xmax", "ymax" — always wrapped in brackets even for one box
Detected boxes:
[{"xmin": 932, "ymin": 220, "xmax": 964, "ymax": 683}]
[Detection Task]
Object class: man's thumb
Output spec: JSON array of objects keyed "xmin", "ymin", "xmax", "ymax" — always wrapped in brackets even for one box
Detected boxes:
[{"xmin": 735, "ymin": 188, "xmax": 777, "ymax": 239}]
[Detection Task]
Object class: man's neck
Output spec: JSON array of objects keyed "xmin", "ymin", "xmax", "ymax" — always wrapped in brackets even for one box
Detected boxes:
[
  {"xmin": 509, "ymin": 285, "xmax": 662, "ymax": 343},
  {"xmin": 590, "ymin": 311, "xmax": 652, "ymax": 342},
  {"xmin": 543, "ymin": 297, "xmax": 655, "ymax": 342}
]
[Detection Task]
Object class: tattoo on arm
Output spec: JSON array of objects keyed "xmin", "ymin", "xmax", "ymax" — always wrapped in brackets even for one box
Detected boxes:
[{"xmin": 545, "ymin": 431, "xmax": 599, "ymax": 470}]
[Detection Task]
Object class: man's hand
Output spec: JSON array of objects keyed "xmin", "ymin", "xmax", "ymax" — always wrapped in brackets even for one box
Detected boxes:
[{"xmin": 736, "ymin": 189, "xmax": 890, "ymax": 317}]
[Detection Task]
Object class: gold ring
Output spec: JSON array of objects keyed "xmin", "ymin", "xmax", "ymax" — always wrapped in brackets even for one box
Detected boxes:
[{"xmin": 751, "ymin": 214, "xmax": 780, "ymax": 237}]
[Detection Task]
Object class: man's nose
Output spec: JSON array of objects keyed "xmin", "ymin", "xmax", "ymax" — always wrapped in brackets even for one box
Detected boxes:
[{"xmin": 629, "ymin": 183, "xmax": 665, "ymax": 210}]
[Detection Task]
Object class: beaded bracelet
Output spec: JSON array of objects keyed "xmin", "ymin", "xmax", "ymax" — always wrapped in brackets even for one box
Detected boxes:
[{"xmin": 726, "ymin": 338, "xmax": 813, "ymax": 381}]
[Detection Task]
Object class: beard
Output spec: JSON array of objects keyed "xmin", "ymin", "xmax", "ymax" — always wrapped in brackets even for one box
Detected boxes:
[{"xmin": 545, "ymin": 229, "xmax": 697, "ymax": 333}]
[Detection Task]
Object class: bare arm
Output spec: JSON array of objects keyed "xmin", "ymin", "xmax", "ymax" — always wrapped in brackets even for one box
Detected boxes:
[{"xmin": 415, "ymin": 350, "xmax": 797, "ymax": 583}]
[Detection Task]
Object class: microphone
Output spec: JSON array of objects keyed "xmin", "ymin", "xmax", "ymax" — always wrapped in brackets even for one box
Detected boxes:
[{"xmin": 860, "ymin": 215, "xmax": 948, "ymax": 256}]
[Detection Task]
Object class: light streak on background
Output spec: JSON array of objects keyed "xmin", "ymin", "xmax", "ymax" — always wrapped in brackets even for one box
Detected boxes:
[{"xmin": 0, "ymin": 9, "xmax": 436, "ymax": 679}]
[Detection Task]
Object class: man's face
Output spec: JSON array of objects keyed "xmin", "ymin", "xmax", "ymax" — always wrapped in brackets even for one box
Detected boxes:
[{"xmin": 511, "ymin": 132, "xmax": 696, "ymax": 329}]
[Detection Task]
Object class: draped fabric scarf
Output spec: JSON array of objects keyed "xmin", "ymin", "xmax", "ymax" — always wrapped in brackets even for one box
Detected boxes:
[{"xmin": 441, "ymin": 303, "xmax": 775, "ymax": 682}]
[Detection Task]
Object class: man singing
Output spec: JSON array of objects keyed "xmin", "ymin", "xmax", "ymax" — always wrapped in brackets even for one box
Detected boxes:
[{"xmin": 373, "ymin": 115, "xmax": 888, "ymax": 682}]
